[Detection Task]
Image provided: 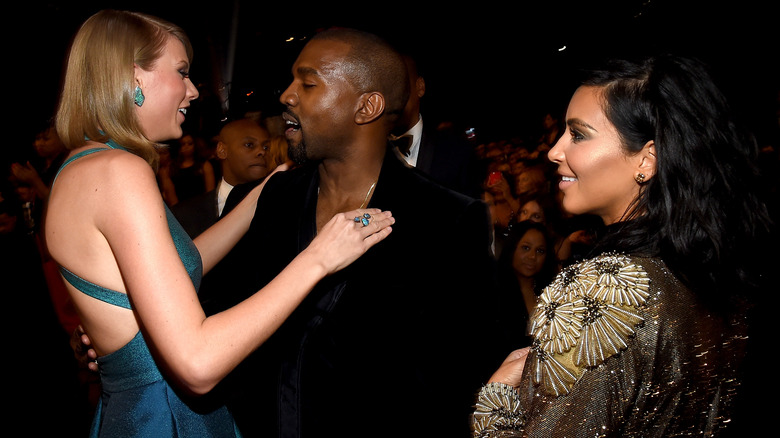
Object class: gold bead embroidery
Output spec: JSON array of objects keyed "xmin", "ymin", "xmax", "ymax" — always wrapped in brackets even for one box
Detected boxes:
[
  {"xmin": 528, "ymin": 253, "xmax": 651, "ymax": 396},
  {"xmin": 472, "ymin": 382, "xmax": 525, "ymax": 436}
]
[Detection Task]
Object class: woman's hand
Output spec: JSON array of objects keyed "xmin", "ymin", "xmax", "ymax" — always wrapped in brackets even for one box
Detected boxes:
[
  {"xmin": 305, "ymin": 208, "xmax": 394, "ymax": 275},
  {"xmin": 247, "ymin": 161, "xmax": 292, "ymax": 198},
  {"xmin": 197, "ymin": 161, "xmax": 293, "ymax": 273},
  {"xmin": 488, "ymin": 347, "xmax": 530, "ymax": 387}
]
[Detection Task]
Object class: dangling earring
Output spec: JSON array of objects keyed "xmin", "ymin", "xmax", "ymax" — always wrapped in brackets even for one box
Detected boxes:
[
  {"xmin": 134, "ymin": 85, "xmax": 145, "ymax": 107},
  {"xmin": 635, "ymin": 173, "xmax": 645, "ymax": 184}
]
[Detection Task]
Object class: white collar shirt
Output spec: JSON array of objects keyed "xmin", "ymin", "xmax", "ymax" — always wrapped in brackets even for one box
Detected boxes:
[
  {"xmin": 217, "ymin": 177, "xmax": 234, "ymax": 216},
  {"xmin": 397, "ymin": 115, "xmax": 423, "ymax": 167}
]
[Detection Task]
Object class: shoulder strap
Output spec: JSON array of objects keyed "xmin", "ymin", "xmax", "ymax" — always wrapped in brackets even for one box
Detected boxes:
[
  {"xmin": 52, "ymin": 140, "xmax": 125, "ymax": 186},
  {"xmin": 60, "ymin": 266, "xmax": 132, "ymax": 309},
  {"xmin": 53, "ymin": 141, "xmax": 133, "ymax": 309},
  {"xmin": 52, "ymin": 147, "xmax": 109, "ymax": 186}
]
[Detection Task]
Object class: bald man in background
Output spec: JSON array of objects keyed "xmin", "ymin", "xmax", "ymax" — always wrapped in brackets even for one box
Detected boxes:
[{"xmin": 172, "ymin": 118, "xmax": 271, "ymax": 237}]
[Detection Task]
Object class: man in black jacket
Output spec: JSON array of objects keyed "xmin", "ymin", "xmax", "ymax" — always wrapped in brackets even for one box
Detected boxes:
[
  {"xmin": 389, "ymin": 53, "xmax": 486, "ymax": 200},
  {"xmin": 214, "ymin": 27, "xmax": 514, "ymax": 437}
]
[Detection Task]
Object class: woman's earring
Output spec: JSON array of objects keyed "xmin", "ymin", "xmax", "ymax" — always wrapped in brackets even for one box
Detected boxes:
[
  {"xmin": 134, "ymin": 85, "xmax": 145, "ymax": 107},
  {"xmin": 635, "ymin": 173, "xmax": 645, "ymax": 184}
]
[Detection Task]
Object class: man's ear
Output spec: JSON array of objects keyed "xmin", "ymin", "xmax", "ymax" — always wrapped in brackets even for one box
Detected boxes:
[
  {"xmin": 415, "ymin": 76, "xmax": 426, "ymax": 99},
  {"xmin": 216, "ymin": 141, "xmax": 228, "ymax": 159},
  {"xmin": 637, "ymin": 140, "xmax": 657, "ymax": 182},
  {"xmin": 355, "ymin": 92, "xmax": 385, "ymax": 125}
]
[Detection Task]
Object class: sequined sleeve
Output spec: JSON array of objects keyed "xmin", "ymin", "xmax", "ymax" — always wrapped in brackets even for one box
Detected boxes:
[
  {"xmin": 471, "ymin": 254, "xmax": 749, "ymax": 437},
  {"xmin": 471, "ymin": 382, "xmax": 524, "ymax": 437}
]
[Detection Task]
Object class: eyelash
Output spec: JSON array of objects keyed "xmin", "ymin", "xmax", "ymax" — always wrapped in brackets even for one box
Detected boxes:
[
  {"xmin": 569, "ymin": 128, "xmax": 585, "ymax": 142},
  {"xmin": 179, "ymin": 70, "xmax": 190, "ymax": 79}
]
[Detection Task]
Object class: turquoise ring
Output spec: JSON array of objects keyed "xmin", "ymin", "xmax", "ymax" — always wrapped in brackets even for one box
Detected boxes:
[{"xmin": 354, "ymin": 213, "xmax": 371, "ymax": 227}]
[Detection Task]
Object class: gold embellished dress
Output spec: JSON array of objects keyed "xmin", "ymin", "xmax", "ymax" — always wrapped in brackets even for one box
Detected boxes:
[{"xmin": 472, "ymin": 253, "xmax": 748, "ymax": 437}]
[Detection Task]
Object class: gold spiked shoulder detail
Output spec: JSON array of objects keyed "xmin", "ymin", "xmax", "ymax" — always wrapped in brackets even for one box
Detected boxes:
[{"xmin": 528, "ymin": 253, "xmax": 651, "ymax": 396}]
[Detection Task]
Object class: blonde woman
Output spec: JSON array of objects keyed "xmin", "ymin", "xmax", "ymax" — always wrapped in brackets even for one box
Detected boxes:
[{"xmin": 47, "ymin": 10, "xmax": 393, "ymax": 437}]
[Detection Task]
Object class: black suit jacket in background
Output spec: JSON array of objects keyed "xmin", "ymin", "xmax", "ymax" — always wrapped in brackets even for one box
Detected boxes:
[
  {"xmin": 207, "ymin": 148, "xmax": 516, "ymax": 437},
  {"xmin": 414, "ymin": 125, "xmax": 486, "ymax": 200},
  {"xmin": 170, "ymin": 189, "xmax": 219, "ymax": 239}
]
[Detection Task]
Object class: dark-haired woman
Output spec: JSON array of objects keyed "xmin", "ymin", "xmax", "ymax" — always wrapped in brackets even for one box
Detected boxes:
[
  {"xmin": 472, "ymin": 54, "xmax": 773, "ymax": 437},
  {"xmin": 494, "ymin": 220, "xmax": 558, "ymax": 345}
]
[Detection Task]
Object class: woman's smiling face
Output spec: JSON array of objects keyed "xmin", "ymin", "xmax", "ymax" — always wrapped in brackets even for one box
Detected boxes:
[
  {"xmin": 134, "ymin": 36, "xmax": 199, "ymax": 143},
  {"xmin": 547, "ymin": 85, "xmax": 642, "ymax": 225}
]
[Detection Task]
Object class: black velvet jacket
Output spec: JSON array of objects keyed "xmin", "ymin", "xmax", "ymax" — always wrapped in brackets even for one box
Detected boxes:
[{"xmin": 206, "ymin": 149, "xmax": 516, "ymax": 437}]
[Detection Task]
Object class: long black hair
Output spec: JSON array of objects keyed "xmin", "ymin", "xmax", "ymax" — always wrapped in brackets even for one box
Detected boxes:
[{"xmin": 583, "ymin": 54, "xmax": 773, "ymax": 306}]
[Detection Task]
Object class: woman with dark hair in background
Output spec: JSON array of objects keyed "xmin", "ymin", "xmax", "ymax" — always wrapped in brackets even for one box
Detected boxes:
[
  {"xmin": 494, "ymin": 220, "xmax": 558, "ymax": 345},
  {"xmin": 169, "ymin": 131, "xmax": 215, "ymax": 204}
]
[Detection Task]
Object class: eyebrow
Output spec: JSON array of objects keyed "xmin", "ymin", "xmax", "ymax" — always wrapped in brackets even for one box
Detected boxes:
[
  {"xmin": 295, "ymin": 66, "xmax": 320, "ymax": 77},
  {"xmin": 567, "ymin": 118, "xmax": 598, "ymax": 133},
  {"xmin": 174, "ymin": 60, "xmax": 191, "ymax": 72}
]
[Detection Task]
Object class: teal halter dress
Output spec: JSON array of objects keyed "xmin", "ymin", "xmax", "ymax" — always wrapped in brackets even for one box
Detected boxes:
[{"xmin": 55, "ymin": 141, "xmax": 241, "ymax": 437}]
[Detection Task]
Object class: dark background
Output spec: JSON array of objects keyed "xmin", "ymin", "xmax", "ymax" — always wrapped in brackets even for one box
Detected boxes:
[
  {"xmin": 4, "ymin": 3, "xmax": 776, "ymax": 434},
  {"xmin": 7, "ymin": 0, "xmax": 779, "ymax": 156}
]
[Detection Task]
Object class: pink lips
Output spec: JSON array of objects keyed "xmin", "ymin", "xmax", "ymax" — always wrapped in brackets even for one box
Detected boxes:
[{"xmin": 558, "ymin": 175, "xmax": 576, "ymax": 190}]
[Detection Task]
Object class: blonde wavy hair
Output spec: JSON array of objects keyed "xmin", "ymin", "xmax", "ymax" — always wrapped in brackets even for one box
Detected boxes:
[{"xmin": 55, "ymin": 9, "xmax": 193, "ymax": 168}]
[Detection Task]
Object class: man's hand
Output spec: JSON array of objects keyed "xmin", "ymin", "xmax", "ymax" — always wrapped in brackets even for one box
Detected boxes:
[{"xmin": 70, "ymin": 325, "xmax": 98, "ymax": 372}]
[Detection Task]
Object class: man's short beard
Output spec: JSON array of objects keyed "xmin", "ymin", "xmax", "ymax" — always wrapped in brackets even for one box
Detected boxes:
[{"xmin": 288, "ymin": 142, "xmax": 308, "ymax": 166}]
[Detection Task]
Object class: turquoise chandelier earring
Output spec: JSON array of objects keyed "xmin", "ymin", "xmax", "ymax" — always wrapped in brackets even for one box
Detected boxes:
[{"xmin": 134, "ymin": 85, "xmax": 145, "ymax": 107}]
